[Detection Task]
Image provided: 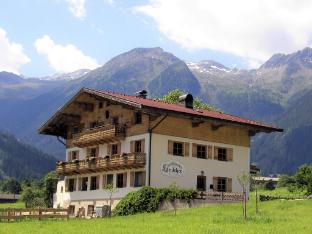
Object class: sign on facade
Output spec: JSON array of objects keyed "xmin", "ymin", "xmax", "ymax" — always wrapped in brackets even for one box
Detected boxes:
[{"xmin": 161, "ymin": 161, "xmax": 185, "ymax": 177}]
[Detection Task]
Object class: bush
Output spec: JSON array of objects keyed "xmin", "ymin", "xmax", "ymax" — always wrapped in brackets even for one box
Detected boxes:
[{"xmin": 113, "ymin": 186, "xmax": 196, "ymax": 216}]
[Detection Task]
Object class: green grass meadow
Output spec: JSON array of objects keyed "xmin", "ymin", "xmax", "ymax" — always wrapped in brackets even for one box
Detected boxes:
[{"xmin": 1, "ymin": 189, "xmax": 311, "ymax": 234}]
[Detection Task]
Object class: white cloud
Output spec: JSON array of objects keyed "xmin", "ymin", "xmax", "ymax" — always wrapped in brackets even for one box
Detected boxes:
[
  {"xmin": 65, "ymin": 0, "xmax": 86, "ymax": 19},
  {"xmin": 0, "ymin": 28, "xmax": 30, "ymax": 74},
  {"xmin": 136, "ymin": 0, "xmax": 312, "ymax": 67},
  {"xmin": 35, "ymin": 35, "xmax": 99, "ymax": 73}
]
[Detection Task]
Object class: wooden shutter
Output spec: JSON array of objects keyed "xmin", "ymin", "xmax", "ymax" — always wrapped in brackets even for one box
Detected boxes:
[
  {"xmin": 130, "ymin": 172, "xmax": 135, "ymax": 187},
  {"xmin": 96, "ymin": 176, "xmax": 99, "ymax": 190},
  {"xmin": 130, "ymin": 141, "xmax": 135, "ymax": 153},
  {"xmin": 123, "ymin": 172, "xmax": 127, "ymax": 188},
  {"xmin": 168, "ymin": 140, "xmax": 173, "ymax": 155},
  {"xmin": 107, "ymin": 144, "xmax": 112, "ymax": 156},
  {"xmin": 141, "ymin": 139, "xmax": 145, "ymax": 153},
  {"xmin": 117, "ymin": 143, "xmax": 121, "ymax": 155},
  {"xmin": 67, "ymin": 151, "xmax": 72, "ymax": 161},
  {"xmin": 142, "ymin": 171, "xmax": 146, "ymax": 186},
  {"xmin": 192, "ymin": 143, "xmax": 197, "ymax": 157},
  {"xmin": 227, "ymin": 148, "xmax": 233, "ymax": 161},
  {"xmin": 214, "ymin": 147, "xmax": 218, "ymax": 160},
  {"xmin": 65, "ymin": 179, "xmax": 69, "ymax": 192},
  {"xmin": 184, "ymin": 142, "xmax": 189, "ymax": 157},
  {"xmin": 103, "ymin": 174, "xmax": 107, "ymax": 188},
  {"xmin": 95, "ymin": 147, "xmax": 99, "ymax": 157},
  {"xmin": 213, "ymin": 177, "xmax": 218, "ymax": 191},
  {"xmin": 207, "ymin": 146, "xmax": 212, "ymax": 159},
  {"xmin": 227, "ymin": 178, "xmax": 232, "ymax": 192}
]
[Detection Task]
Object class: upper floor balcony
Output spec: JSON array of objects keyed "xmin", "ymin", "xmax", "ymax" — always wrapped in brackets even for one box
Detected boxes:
[
  {"xmin": 56, "ymin": 152, "xmax": 146, "ymax": 175},
  {"xmin": 71, "ymin": 124, "xmax": 126, "ymax": 147}
]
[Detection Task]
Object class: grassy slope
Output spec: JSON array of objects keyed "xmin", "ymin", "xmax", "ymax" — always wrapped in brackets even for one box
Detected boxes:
[{"xmin": 1, "ymin": 190, "xmax": 311, "ymax": 234}]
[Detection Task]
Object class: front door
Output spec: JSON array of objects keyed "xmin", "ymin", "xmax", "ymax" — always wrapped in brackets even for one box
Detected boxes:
[{"xmin": 197, "ymin": 175, "xmax": 206, "ymax": 191}]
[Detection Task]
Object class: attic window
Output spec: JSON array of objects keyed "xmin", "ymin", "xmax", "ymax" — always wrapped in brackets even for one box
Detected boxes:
[
  {"xmin": 135, "ymin": 112, "xmax": 142, "ymax": 124},
  {"xmin": 99, "ymin": 102, "xmax": 103, "ymax": 109},
  {"xmin": 105, "ymin": 111, "xmax": 110, "ymax": 119}
]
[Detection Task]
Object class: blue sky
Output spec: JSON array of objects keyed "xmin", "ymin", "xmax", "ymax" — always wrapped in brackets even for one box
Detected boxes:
[{"xmin": 1, "ymin": 0, "xmax": 312, "ymax": 76}]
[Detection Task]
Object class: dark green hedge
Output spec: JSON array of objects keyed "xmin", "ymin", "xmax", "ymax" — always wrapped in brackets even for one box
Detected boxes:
[
  {"xmin": 259, "ymin": 194, "xmax": 305, "ymax": 201},
  {"xmin": 113, "ymin": 186, "xmax": 196, "ymax": 216}
]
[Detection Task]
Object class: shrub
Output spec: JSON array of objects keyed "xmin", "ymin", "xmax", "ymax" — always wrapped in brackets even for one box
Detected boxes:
[{"xmin": 113, "ymin": 186, "xmax": 196, "ymax": 216}]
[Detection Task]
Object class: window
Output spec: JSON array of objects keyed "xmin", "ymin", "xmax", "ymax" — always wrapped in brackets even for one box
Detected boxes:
[
  {"xmin": 217, "ymin": 177, "xmax": 227, "ymax": 192},
  {"xmin": 135, "ymin": 112, "xmax": 142, "ymax": 124},
  {"xmin": 90, "ymin": 148, "xmax": 98, "ymax": 157},
  {"xmin": 112, "ymin": 117, "xmax": 119, "ymax": 125},
  {"xmin": 107, "ymin": 174, "xmax": 114, "ymax": 186},
  {"xmin": 90, "ymin": 121, "xmax": 98, "ymax": 129},
  {"xmin": 99, "ymin": 102, "xmax": 103, "ymax": 109},
  {"xmin": 68, "ymin": 178, "xmax": 76, "ymax": 192},
  {"xmin": 173, "ymin": 142, "xmax": 183, "ymax": 156},
  {"xmin": 105, "ymin": 110, "xmax": 110, "ymax": 119},
  {"xmin": 71, "ymin": 151, "xmax": 79, "ymax": 160},
  {"xmin": 218, "ymin": 148, "xmax": 227, "ymax": 161},
  {"xmin": 116, "ymin": 173, "xmax": 127, "ymax": 188},
  {"xmin": 87, "ymin": 205, "xmax": 94, "ymax": 216},
  {"xmin": 81, "ymin": 177, "xmax": 88, "ymax": 191},
  {"xmin": 197, "ymin": 145, "xmax": 207, "ymax": 159},
  {"xmin": 134, "ymin": 171, "xmax": 145, "ymax": 187},
  {"xmin": 111, "ymin": 144, "xmax": 118, "ymax": 155},
  {"xmin": 72, "ymin": 126, "xmax": 79, "ymax": 134},
  {"xmin": 197, "ymin": 176, "xmax": 206, "ymax": 191},
  {"xmin": 90, "ymin": 176, "xmax": 99, "ymax": 190},
  {"xmin": 135, "ymin": 140, "xmax": 142, "ymax": 153}
]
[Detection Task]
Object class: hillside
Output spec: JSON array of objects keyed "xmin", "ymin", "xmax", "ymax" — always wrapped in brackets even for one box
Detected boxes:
[
  {"xmin": 0, "ymin": 130, "xmax": 56, "ymax": 180},
  {"xmin": 0, "ymin": 47, "xmax": 312, "ymax": 174}
]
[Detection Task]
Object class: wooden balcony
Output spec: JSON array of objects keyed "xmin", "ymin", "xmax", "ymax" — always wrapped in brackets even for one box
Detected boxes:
[
  {"xmin": 56, "ymin": 153, "xmax": 146, "ymax": 175},
  {"xmin": 71, "ymin": 124, "xmax": 126, "ymax": 147}
]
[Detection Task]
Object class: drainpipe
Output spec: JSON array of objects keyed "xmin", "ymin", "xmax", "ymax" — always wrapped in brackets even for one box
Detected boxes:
[{"xmin": 147, "ymin": 114, "xmax": 168, "ymax": 186}]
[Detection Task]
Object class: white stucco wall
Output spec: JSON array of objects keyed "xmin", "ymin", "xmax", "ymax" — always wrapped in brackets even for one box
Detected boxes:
[{"xmin": 150, "ymin": 133, "xmax": 250, "ymax": 193}]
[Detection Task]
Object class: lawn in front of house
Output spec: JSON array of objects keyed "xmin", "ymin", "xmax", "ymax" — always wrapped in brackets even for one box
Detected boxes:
[{"xmin": 0, "ymin": 189, "xmax": 311, "ymax": 234}]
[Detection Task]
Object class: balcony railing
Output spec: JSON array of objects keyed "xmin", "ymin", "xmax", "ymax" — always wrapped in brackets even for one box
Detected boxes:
[
  {"xmin": 56, "ymin": 153, "xmax": 146, "ymax": 175},
  {"xmin": 71, "ymin": 124, "xmax": 126, "ymax": 147}
]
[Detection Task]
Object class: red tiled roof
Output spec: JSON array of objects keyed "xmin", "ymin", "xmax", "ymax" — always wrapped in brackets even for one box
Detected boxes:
[{"xmin": 85, "ymin": 88, "xmax": 282, "ymax": 132}]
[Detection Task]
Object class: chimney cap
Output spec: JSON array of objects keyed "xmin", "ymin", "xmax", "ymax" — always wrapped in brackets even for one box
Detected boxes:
[
  {"xmin": 178, "ymin": 93, "xmax": 193, "ymax": 109},
  {"xmin": 135, "ymin": 90, "xmax": 148, "ymax": 99}
]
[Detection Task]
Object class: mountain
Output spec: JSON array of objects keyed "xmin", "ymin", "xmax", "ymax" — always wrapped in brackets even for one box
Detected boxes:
[
  {"xmin": 0, "ymin": 130, "xmax": 56, "ymax": 180},
  {"xmin": 0, "ymin": 47, "xmax": 312, "ymax": 175},
  {"xmin": 40, "ymin": 69, "xmax": 91, "ymax": 81},
  {"xmin": 0, "ymin": 71, "xmax": 25, "ymax": 85}
]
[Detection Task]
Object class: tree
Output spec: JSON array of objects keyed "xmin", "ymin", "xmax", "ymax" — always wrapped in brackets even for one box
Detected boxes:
[
  {"xmin": 21, "ymin": 187, "xmax": 36, "ymax": 208},
  {"xmin": 103, "ymin": 184, "xmax": 118, "ymax": 216},
  {"xmin": 251, "ymin": 173, "xmax": 260, "ymax": 214},
  {"xmin": 1, "ymin": 177, "xmax": 21, "ymax": 194},
  {"xmin": 294, "ymin": 164, "xmax": 312, "ymax": 195},
  {"xmin": 43, "ymin": 171, "xmax": 58, "ymax": 207},
  {"xmin": 237, "ymin": 172, "xmax": 251, "ymax": 220},
  {"xmin": 161, "ymin": 89, "xmax": 222, "ymax": 112}
]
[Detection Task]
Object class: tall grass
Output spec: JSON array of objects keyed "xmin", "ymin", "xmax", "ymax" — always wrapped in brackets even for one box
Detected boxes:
[{"xmin": 0, "ymin": 189, "xmax": 311, "ymax": 234}]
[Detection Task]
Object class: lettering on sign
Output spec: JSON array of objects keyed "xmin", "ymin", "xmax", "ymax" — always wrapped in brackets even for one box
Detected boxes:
[{"xmin": 161, "ymin": 161, "xmax": 185, "ymax": 177}]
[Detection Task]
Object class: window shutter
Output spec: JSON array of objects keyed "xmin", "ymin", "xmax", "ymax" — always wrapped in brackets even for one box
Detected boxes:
[
  {"xmin": 130, "ymin": 172, "xmax": 135, "ymax": 187},
  {"xmin": 168, "ymin": 140, "xmax": 173, "ymax": 155},
  {"xmin": 76, "ymin": 151, "xmax": 80, "ymax": 160},
  {"xmin": 117, "ymin": 143, "xmax": 121, "ymax": 155},
  {"xmin": 65, "ymin": 179, "xmax": 69, "ymax": 192},
  {"xmin": 130, "ymin": 141, "xmax": 135, "ymax": 153},
  {"xmin": 141, "ymin": 139, "xmax": 145, "ymax": 153},
  {"xmin": 227, "ymin": 148, "xmax": 233, "ymax": 161},
  {"xmin": 96, "ymin": 147, "xmax": 99, "ymax": 157},
  {"xmin": 214, "ymin": 147, "xmax": 218, "ymax": 160},
  {"xmin": 227, "ymin": 178, "xmax": 232, "ymax": 192},
  {"xmin": 87, "ymin": 148, "xmax": 91, "ymax": 158},
  {"xmin": 213, "ymin": 177, "xmax": 218, "ymax": 192},
  {"xmin": 67, "ymin": 151, "xmax": 72, "ymax": 161},
  {"xmin": 207, "ymin": 146, "xmax": 212, "ymax": 159},
  {"xmin": 95, "ymin": 176, "xmax": 99, "ymax": 190},
  {"xmin": 184, "ymin": 142, "xmax": 189, "ymax": 157},
  {"xmin": 107, "ymin": 144, "xmax": 112, "ymax": 156},
  {"xmin": 142, "ymin": 171, "xmax": 146, "ymax": 186},
  {"xmin": 123, "ymin": 172, "xmax": 127, "ymax": 187},
  {"xmin": 103, "ymin": 174, "xmax": 107, "ymax": 188},
  {"xmin": 192, "ymin": 143, "xmax": 197, "ymax": 157}
]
